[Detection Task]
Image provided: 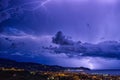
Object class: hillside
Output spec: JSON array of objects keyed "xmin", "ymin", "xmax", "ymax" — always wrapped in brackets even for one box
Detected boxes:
[{"xmin": 0, "ymin": 58, "xmax": 90, "ymax": 71}]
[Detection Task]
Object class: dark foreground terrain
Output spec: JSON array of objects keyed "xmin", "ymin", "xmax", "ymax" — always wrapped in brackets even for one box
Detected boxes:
[{"xmin": 0, "ymin": 70, "xmax": 120, "ymax": 80}]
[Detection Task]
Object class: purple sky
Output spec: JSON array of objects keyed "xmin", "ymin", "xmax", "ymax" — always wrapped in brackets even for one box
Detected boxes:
[{"xmin": 0, "ymin": 0, "xmax": 120, "ymax": 69}]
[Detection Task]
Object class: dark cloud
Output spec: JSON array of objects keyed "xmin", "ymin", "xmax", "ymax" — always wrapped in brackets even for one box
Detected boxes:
[
  {"xmin": 3, "ymin": 27, "xmax": 26, "ymax": 36},
  {"xmin": 51, "ymin": 32, "xmax": 120, "ymax": 59},
  {"xmin": 0, "ymin": 0, "xmax": 47, "ymax": 33},
  {"xmin": 0, "ymin": 28, "xmax": 120, "ymax": 69},
  {"xmin": 52, "ymin": 31, "xmax": 74, "ymax": 45},
  {"xmin": 1, "ymin": 0, "xmax": 120, "ymax": 43},
  {"xmin": 55, "ymin": 41, "xmax": 120, "ymax": 59},
  {"xmin": 0, "ymin": 0, "xmax": 10, "ymax": 10},
  {"xmin": 0, "ymin": 0, "xmax": 11, "ymax": 23}
]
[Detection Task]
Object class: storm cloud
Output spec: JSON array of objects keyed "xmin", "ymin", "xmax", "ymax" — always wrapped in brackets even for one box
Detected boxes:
[
  {"xmin": 1, "ymin": 0, "xmax": 120, "ymax": 69},
  {"xmin": 51, "ymin": 31, "xmax": 120, "ymax": 59},
  {"xmin": 1, "ymin": 0, "xmax": 120, "ymax": 43},
  {"xmin": 52, "ymin": 31, "xmax": 74, "ymax": 45},
  {"xmin": 0, "ymin": 28, "xmax": 120, "ymax": 69},
  {"xmin": 0, "ymin": 0, "xmax": 11, "ymax": 23}
]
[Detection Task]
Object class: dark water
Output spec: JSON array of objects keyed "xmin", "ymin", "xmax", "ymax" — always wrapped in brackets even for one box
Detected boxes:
[{"xmin": 85, "ymin": 70, "xmax": 120, "ymax": 76}]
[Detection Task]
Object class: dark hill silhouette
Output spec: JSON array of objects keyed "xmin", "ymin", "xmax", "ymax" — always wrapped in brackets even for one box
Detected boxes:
[{"xmin": 0, "ymin": 58, "xmax": 90, "ymax": 71}]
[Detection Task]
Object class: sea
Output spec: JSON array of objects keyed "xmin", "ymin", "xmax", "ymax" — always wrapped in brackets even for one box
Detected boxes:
[
  {"xmin": 85, "ymin": 70, "xmax": 120, "ymax": 76},
  {"xmin": 70, "ymin": 70, "xmax": 120, "ymax": 76}
]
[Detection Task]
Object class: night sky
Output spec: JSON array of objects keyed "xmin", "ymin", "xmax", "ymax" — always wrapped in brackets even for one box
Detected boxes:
[{"xmin": 0, "ymin": 0, "xmax": 120, "ymax": 69}]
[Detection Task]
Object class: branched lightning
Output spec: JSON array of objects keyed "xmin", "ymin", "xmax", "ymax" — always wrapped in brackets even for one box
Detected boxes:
[
  {"xmin": 41, "ymin": 0, "xmax": 51, "ymax": 7},
  {"xmin": 0, "ymin": 0, "xmax": 51, "ymax": 14},
  {"xmin": 22, "ymin": 0, "xmax": 51, "ymax": 11},
  {"xmin": 0, "ymin": 0, "xmax": 51, "ymax": 24}
]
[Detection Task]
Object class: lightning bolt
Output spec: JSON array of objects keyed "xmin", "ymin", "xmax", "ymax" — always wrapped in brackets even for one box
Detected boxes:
[
  {"xmin": 22, "ymin": 0, "xmax": 51, "ymax": 11},
  {"xmin": 0, "ymin": 0, "xmax": 51, "ymax": 14},
  {"xmin": 41, "ymin": 0, "xmax": 51, "ymax": 7}
]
